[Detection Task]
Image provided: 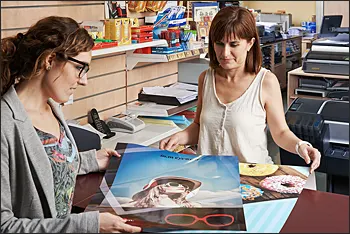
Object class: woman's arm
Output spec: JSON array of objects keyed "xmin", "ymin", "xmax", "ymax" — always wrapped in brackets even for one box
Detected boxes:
[
  {"xmin": 77, "ymin": 149, "xmax": 100, "ymax": 174},
  {"xmin": 262, "ymin": 72, "xmax": 321, "ymax": 173},
  {"xmin": 159, "ymin": 71, "xmax": 206, "ymax": 150},
  {"xmin": 0, "ymin": 129, "xmax": 100, "ymax": 233},
  {"xmin": 78, "ymin": 148, "xmax": 121, "ymax": 174}
]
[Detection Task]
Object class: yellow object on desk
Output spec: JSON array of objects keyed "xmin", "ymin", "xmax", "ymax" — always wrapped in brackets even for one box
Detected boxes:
[
  {"xmin": 173, "ymin": 144, "xmax": 186, "ymax": 153},
  {"xmin": 138, "ymin": 117, "xmax": 177, "ymax": 127}
]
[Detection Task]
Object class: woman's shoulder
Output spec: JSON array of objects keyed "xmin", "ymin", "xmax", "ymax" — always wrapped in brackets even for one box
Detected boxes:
[
  {"xmin": 261, "ymin": 69, "xmax": 279, "ymax": 90},
  {"xmin": 198, "ymin": 70, "xmax": 207, "ymax": 84},
  {"xmin": 198, "ymin": 68, "xmax": 213, "ymax": 86},
  {"xmin": 1, "ymin": 98, "xmax": 15, "ymax": 123},
  {"xmin": 1, "ymin": 100, "xmax": 18, "ymax": 143}
]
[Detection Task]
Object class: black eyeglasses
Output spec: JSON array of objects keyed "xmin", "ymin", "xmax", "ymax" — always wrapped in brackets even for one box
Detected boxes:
[{"xmin": 67, "ymin": 57, "xmax": 90, "ymax": 78}]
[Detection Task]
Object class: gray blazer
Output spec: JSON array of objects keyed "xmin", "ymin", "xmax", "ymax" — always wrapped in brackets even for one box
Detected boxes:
[{"xmin": 1, "ymin": 86, "xmax": 100, "ymax": 233}]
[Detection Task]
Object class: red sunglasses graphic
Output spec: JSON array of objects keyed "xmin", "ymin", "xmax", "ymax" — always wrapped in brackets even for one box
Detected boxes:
[{"xmin": 165, "ymin": 213, "xmax": 235, "ymax": 227}]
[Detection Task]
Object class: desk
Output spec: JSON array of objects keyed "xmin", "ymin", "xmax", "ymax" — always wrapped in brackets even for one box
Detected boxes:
[
  {"xmin": 101, "ymin": 123, "xmax": 181, "ymax": 149},
  {"xmin": 280, "ymin": 189, "xmax": 349, "ymax": 233},
  {"xmin": 73, "ymin": 173, "xmax": 348, "ymax": 233}
]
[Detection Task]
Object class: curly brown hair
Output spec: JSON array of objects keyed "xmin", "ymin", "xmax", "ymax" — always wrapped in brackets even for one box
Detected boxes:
[{"xmin": 1, "ymin": 16, "xmax": 94, "ymax": 95}]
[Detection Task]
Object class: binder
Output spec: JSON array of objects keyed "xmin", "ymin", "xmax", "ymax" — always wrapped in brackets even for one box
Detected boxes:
[{"xmin": 138, "ymin": 92, "xmax": 197, "ymax": 106}]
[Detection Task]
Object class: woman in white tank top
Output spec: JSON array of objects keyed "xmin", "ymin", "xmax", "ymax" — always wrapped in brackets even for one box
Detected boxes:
[{"xmin": 160, "ymin": 7, "xmax": 321, "ymax": 173}]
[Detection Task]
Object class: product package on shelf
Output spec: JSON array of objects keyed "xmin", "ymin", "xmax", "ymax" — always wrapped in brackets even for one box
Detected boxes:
[
  {"xmin": 128, "ymin": 1, "xmax": 167, "ymax": 13},
  {"xmin": 131, "ymin": 25, "xmax": 154, "ymax": 44},
  {"xmin": 105, "ymin": 18, "xmax": 132, "ymax": 46},
  {"xmin": 152, "ymin": 5, "xmax": 188, "ymax": 54},
  {"xmin": 105, "ymin": 18, "xmax": 122, "ymax": 43},
  {"xmin": 92, "ymin": 41, "xmax": 119, "ymax": 50},
  {"xmin": 81, "ymin": 21, "xmax": 105, "ymax": 40},
  {"xmin": 191, "ymin": 2, "xmax": 219, "ymax": 22}
]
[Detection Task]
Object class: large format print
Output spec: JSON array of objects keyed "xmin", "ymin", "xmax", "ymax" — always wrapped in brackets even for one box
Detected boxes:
[
  {"xmin": 239, "ymin": 163, "xmax": 308, "ymax": 204},
  {"xmin": 238, "ymin": 163, "xmax": 310, "ymax": 233},
  {"xmin": 85, "ymin": 143, "xmax": 246, "ymax": 231}
]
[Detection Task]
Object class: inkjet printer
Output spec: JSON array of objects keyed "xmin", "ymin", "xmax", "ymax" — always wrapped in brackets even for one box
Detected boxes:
[
  {"xmin": 302, "ymin": 32, "xmax": 349, "ymax": 76},
  {"xmin": 280, "ymin": 98, "xmax": 349, "ymax": 194},
  {"xmin": 256, "ymin": 22, "xmax": 283, "ymax": 44}
]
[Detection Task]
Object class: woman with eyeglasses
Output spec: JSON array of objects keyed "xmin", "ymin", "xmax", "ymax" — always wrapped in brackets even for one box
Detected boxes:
[
  {"xmin": 1, "ymin": 16, "xmax": 141, "ymax": 233},
  {"xmin": 160, "ymin": 6, "xmax": 321, "ymax": 173}
]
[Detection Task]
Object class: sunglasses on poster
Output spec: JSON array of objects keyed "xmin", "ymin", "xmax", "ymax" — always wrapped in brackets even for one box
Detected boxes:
[{"xmin": 164, "ymin": 213, "xmax": 235, "ymax": 227}]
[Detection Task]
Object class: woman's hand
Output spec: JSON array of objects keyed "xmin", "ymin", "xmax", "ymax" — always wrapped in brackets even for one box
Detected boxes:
[
  {"xmin": 298, "ymin": 144, "xmax": 321, "ymax": 174},
  {"xmin": 99, "ymin": 212, "xmax": 141, "ymax": 233},
  {"xmin": 159, "ymin": 134, "xmax": 180, "ymax": 151},
  {"xmin": 96, "ymin": 148, "xmax": 120, "ymax": 171}
]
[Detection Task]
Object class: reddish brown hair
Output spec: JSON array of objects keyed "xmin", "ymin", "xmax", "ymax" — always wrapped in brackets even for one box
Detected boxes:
[
  {"xmin": 208, "ymin": 6, "xmax": 262, "ymax": 74},
  {"xmin": 1, "ymin": 16, "xmax": 94, "ymax": 95}
]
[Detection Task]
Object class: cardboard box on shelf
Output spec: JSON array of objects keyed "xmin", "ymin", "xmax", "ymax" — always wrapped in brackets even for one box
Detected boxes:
[
  {"xmin": 105, "ymin": 19, "xmax": 122, "ymax": 43},
  {"xmin": 121, "ymin": 18, "xmax": 131, "ymax": 45}
]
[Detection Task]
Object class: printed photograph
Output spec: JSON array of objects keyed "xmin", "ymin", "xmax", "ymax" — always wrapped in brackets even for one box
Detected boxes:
[
  {"xmin": 238, "ymin": 163, "xmax": 309, "ymax": 204},
  {"xmin": 85, "ymin": 143, "xmax": 247, "ymax": 231}
]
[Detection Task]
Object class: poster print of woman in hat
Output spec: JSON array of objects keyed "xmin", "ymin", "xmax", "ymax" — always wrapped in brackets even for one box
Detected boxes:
[{"xmin": 124, "ymin": 176, "xmax": 202, "ymax": 208}]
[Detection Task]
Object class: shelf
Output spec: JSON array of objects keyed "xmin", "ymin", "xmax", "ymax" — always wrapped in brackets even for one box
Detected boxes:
[
  {"xmin": 286, "ymin": 51, "xmax": 301, "ymax": 57},
  {"xmin": 288, "ymin": 67, "xmax": 349, "ymax": 80},
  {"xmin": 126, "ymin": 99, "xmax": 197, "ymax": 117},
  {"xmin": 91, "ymin": 40, "xmax": 168, "ymax": 58},
  {"xmin": 167, "ymin": 99, "xmax": 197, "ymax": 116},
  {"xmin": 274, "ymin": 62, "xmax": 284, "ymax": 68},
  {"xmin": 290, "ymin": 94, "xmax": 330, "ymax": 101},
  {"xmin": 126, "ymin": 47, "xmax": 208, "ymax": 70}
]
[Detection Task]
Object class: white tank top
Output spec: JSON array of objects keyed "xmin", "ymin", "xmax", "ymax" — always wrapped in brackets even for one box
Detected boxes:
[{"xmin": 198, "ymin": 67, "xmax": 273, "ymax": 164}]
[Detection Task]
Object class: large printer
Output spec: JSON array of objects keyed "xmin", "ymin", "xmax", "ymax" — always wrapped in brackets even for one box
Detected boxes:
[
  {"xmin": 302, "ymin": 33, "xmax": 349, "ymax": 75},
  {"xmin": 280, "ymin": 98, "xmax": 349, "ymax": 195},
  {"xmin": 302, "ymin": 15, "xmax": 349, "ymax": 76}
]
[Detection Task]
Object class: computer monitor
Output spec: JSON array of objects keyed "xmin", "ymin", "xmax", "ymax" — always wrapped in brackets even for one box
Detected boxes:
[{"xmin": 320, "ymin": 15, "xmax": 343, "ymax": 38}]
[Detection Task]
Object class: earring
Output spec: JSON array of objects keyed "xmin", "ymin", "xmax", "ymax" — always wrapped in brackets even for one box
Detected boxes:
[{"xmin": 46, "ymin": 66, "xmax": 51, "ymax": 71}]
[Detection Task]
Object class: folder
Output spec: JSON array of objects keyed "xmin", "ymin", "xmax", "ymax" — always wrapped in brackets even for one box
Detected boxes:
[{"xmin": 138, "ymin": 86, "xmax": 198, "ymax": 105}]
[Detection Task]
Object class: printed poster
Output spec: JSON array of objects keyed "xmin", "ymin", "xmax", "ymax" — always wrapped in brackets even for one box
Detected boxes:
[
  {"xmin": 237, "ymin": 163, "xmax": 310, "ymax": 233},
  {"xmin": 165, "ymin": 163, "xmax": 311, "ymax": 233},
  {"xmin": 85, "ymin": 143, "xmax": 247, "ymax": 232}
]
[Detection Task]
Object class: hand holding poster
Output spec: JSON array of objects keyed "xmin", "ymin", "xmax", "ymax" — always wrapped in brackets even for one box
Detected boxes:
[
  {"xmin": 84, "ymin": 143, "xmax": 311, "ymax": 232},
  {"xmin": 85, "ymin": 143, "xmax": 247, "ymax": 232}
]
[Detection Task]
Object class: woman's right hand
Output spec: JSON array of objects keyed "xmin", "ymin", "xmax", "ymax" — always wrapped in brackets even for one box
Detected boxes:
[
  {"xmin": 159, "ymin": 134, "xmax": 180, "ymax": 151},
  {"xmin": 99, "ymin": 212, "xmax": 141, "ymax": 233}
]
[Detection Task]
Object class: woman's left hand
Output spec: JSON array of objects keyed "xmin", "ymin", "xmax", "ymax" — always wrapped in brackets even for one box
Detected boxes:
[
  {"xmin": 298, "ymin": 144, "xmax": 321, "ymax": 174},
  {"xmin": 96, "ymin": 148, "xmax": 120, "ymax": 171}
]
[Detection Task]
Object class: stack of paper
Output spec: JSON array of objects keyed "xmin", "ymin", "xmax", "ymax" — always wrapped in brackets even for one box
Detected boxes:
[
  {"xmin": 169, "ymin": 82, "xmax": 198, "ymax": 92},
  {"xmin": 127, "ymin": 102, "xmax": 177, "ymax": 117}
]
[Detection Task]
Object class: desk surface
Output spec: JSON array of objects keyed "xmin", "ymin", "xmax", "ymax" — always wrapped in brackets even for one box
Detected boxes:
[
  {"xmin": 101, "ymin": 123, "xmax": 181, "ymax": 149},
  {"xmin": 73, "ymin": 172, "xmax": 348, "ymax": 233},
  {"xmin": 281, "ymin": 189, "xmax": 349, "ymax": 233}
]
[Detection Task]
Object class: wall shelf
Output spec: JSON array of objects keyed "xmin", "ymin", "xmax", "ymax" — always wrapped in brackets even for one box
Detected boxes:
[
  {"xmin": 91, "ymin": 39, "xmax": 168, "ymax": 58},
  {"xmin": 286, "ymin": 51, "xmax": 301, "ymax": 57},
  {"xmin": 92, "ymin": 40, "xmax": 208, "ymax": 71},
  {"xmin": 287, "ymin": 67, "xmax": 349, "ymax": 107},
  {"xmin": 126, "ymin": 47, "xmax": 208, "ymax": 70},
  {"xmin": 260, "ymin": 36, "xmax": 302, "ymax": 89}
]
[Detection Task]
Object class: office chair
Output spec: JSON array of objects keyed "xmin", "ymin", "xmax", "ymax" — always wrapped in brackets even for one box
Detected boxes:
[{"xmin": 68, "ymin": 125, "xmax": 101, "ymax": 151}]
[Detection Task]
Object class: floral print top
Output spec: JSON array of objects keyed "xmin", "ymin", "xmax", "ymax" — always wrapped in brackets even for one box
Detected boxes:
[{"xmin": 35, "ymin": 121, "xmax": 79, "ymax": 218}]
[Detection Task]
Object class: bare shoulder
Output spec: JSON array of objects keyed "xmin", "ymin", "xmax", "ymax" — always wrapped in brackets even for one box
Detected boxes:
[
  {"xmin": 262, "ymin": 71, "xmax": 280, "ymax": 93},
  {"xmin": 198, "ymin": 70, "xmax": 207, "ymax": 86}
]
